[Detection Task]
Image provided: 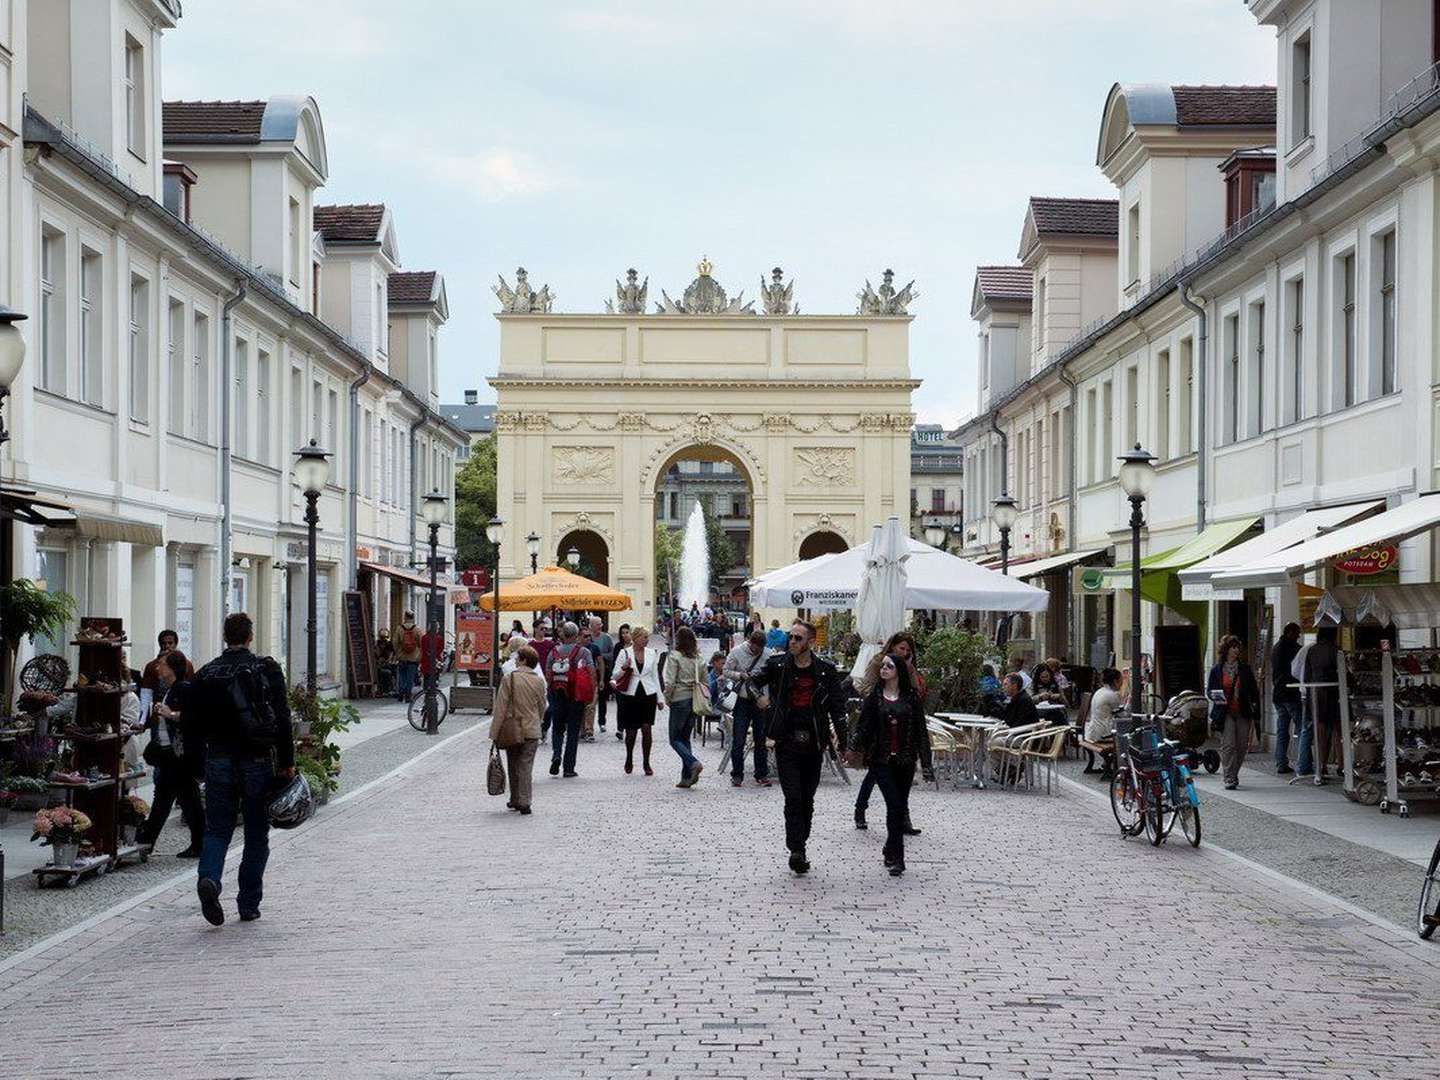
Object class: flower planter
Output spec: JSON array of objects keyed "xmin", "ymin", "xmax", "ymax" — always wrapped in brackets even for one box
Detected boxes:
[{"xmin": 51, "ymin": 840, "xmax": 79, "ymax": 868}]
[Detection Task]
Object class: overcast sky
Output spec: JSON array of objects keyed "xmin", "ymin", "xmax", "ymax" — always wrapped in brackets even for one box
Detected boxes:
[{"xmin": 164, "ymin": 1, "xmax": 1275, "ymax": 427}]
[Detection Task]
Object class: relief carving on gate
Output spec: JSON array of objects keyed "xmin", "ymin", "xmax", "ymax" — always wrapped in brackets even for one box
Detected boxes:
[{"xmin": 552, "ymin": 446, "xmax": 616, "ymax": 485}]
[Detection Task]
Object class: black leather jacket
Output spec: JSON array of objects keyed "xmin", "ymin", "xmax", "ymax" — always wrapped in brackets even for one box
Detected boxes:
[
  {"xmin": 850, "ymin": 691, "xmax": 933, "ymax": 771},
  {"xmin": 755, "ymin": 651, "xmax": 846, "ymax": 751}
]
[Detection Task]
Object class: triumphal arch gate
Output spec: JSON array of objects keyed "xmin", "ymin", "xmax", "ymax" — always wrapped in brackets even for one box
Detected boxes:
[{"xmin": 489, "ymin": 261, "xmax": 919, "ymax": 617}]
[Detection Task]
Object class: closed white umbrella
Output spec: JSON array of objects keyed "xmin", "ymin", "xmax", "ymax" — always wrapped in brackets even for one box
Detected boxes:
[{"xmin": 851, "ymin": 518, "xmax": 909, "ymax": 682}]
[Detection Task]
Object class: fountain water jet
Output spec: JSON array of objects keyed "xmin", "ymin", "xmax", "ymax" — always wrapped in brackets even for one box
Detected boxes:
[{"xmin": 678, "ymin": 501, "xmax": 711, "ymax": 611}]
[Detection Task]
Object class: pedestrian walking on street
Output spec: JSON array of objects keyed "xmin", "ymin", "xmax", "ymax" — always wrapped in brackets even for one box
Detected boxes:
[
  {"xmin": 1303, "ymin": 626, "xmax": 1341, "ymax": 786},
  {"xmin": 1207, "ymin": 635, "xmax": 1260, "ymax": 791},
  {"xmin": 138, "ymin": 650, "xmax": 205, "ymax": 855},
  {"xmin": 723, "ymin": 629, "xmax": 771, "ymax": 786},
  {"xmin": 393, "ymin": 611, "xmax": 422, "ymax": 703},
  {"xmin": 544, "ymin": 621, "xmax": 595, "ymax": 778},
  {"xmin": 852, "ymin": 632, "xmax": 924, "ymax": 832},
  {"xmin": 590, "ymin": 616, "xmax": 614, "ymax": 733},
  {"xmin": 612, "ymin": 624, "xmax": 663, "ymax": 775},
  {"xmin": 611, "ymin": 624, "xmax": 631, "ymax": 740},
  {"xmin": 663, "ymin": 626, "xmax": 705, "ymax": 788},
  {"xmin": 579, "ymin": 625, "xmax": 606, "ymax": 742},
  {"xmin": 490, "ymin": 645, "xmax": 546, "ymax": 815},
  {"xmin": 755, "ymin": 620, "xmax": 846, "ymax": 875},
  {"xmin": 847, "ymin": 653, "xmax": 934, "ymax": 876},
  {"xmin": 191, "ymin": 612, "xmax": 294, "ymax": 926},
  {"xmin": 140, "ymin": 628, "xmax": 194, "ymax": 692},
  {"xmin": 1270, "ymin": 622, "xmax": 1303, "ymax": 774}
]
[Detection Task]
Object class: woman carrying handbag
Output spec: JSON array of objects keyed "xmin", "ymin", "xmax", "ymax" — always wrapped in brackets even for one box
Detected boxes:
[
  {"xmin": 489, "ymin": 645, "xmax": 547, "ymax": 814},
  {"xmin": 1206, "ymin": 635, "xmax": 1260, "ymax": 792},
  {"xmin": 611, "ymin": 625, "xmax": 665, "ymax": 776},
  {"xmin": 662, "ymin": 626, "xmax": 706, "ymax": 789}
]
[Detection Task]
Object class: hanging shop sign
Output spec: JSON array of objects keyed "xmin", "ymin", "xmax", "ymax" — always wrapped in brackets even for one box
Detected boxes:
[{"xmin": 1331, "ymin": 544, "xmax": 1399, "ymax": 577}]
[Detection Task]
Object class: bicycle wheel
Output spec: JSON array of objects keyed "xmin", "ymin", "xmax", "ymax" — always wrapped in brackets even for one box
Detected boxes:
[
  {"xmin": 1144, "ymin": 781, "xmax": 1168, "ymax": 846},
  {"xmin": 407, "ymin": 691, "xmax": 426, "ymax": 732},
  {"xmin": 1110, "ymin": 771, "xmax": 1142, "ymax": 836},
  {"xmin": 1419, "ymin": 838, "xmax": 1440, "ymax": 940},
  {"xmin": 1176, "ymin": 802, "xmax": 1202, "ymax": 847}
]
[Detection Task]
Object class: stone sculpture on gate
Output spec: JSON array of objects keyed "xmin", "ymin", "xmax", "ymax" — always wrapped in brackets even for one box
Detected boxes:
[
  {"xmin": 605, "ymin": 268, "xmax": 649, "ymax": 314},
  {"xmin": 494, "ymin": 266, "xmax": 555, "ymax": 313},
  {"xmin": 856, "ymin": 268, "xmax": 918, "ymax": 315},
  {"xmin": 656, "ymin": 257, "xmax": 755, "ymax": 314},
  {"xmin": 760, "ymin": 266, "xmax": 797, "ymax": 315}
]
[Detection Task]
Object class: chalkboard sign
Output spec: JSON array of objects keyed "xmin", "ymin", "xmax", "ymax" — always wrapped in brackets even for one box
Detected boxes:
[
  {"xmin": 344, "ymin": 590, "xmax": 377, "ymax": 697},
  {"xmin": 1154, "ymin": 624, "xmax": 1203, "ymax": 702}
]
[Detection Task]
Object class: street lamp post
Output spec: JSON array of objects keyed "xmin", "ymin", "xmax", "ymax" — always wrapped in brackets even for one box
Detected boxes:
[
  {"xmin": 421, "ymin": 489, "xmax": 448, "ymax": 734},
  {"xmin": 486, "ymin": 517, "xmax": 504, "ymax": 693},
  {"xmin": 991, "ymin": 493, "xmax": 1018, "ymax": 576},
  {"xmin": 293, "ymin": 440, "xmax": 332, "ymax": 698},
  {"xmin": 1117, "ymin": 444, "xmax": 1157, "ymax": 717},
  {"xmin": 0, "ymin": 306, "xmax": 29, "ymax": 449},
  {"xmin": 526, "ymin": 531, "xmax": 541, "ymax": 575}
]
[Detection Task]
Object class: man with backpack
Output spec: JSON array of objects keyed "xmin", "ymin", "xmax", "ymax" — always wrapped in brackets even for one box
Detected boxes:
[
  {"xmin": 392, "ymin": 611, "xmax": 422, "ymax": 703},
  {"xmin": 190, "ymin": 612, "xmax": 294, "ymax": 926},
  {"xmin": 544, "ymin": 621, "xmax": 595, "ymax": 778}
]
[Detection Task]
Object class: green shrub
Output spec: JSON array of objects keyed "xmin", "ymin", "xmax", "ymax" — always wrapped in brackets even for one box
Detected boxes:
[{"xmin": 915, "ymin": 627, "xmax": 992, "ymax": 714}]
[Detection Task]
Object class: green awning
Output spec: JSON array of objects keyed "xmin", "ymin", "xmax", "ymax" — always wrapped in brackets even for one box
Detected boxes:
[
  {"xmin": 1099, "ymin": 547, "xmax": 1181, "ymax": 589},
  {"xmin": 1100, "ymin": 518, "xmax": 1261, "ymax": 623},
  {"xmin": 1141, "ymin": 517, "xmax": 1261, "ymax": 573}
]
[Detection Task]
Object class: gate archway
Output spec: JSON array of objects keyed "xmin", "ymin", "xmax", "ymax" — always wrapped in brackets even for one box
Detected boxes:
[
  {"xmin": 556, "ymin": 528, "xmax": 610, "ymax": 585},
  {"xmin": 798, "ymin": 529, "xmax": 849, "ymax": 561}
]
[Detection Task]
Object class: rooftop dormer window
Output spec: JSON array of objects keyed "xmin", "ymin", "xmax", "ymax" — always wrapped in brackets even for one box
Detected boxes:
[
  {"xmin": 124, "ymin": 35, "xmax": 146, "ymax": 159},
  {"xmin": 1291, "ymin": 33, "xmax": 1312, "ymax": 147}
]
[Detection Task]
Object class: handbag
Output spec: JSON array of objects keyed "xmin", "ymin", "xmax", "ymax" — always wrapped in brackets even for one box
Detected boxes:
[
  {"xmin": 611, "ymin": 650, "xmax": 635, "ymax": 694},
  {"xmin": 486, "ymin": 742, "xmax": 507, "ymax": 797}
]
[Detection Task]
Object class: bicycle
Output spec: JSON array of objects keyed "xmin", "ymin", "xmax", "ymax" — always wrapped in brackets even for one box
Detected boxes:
[
  {"xmin": 1420, "ymin": 829, "xmax": 1440, "ymax": 939},
  {"xmin": 1108, "ymin": 717, "xmax": 1201, "ymax": 848},
  {"xmin": 406, "ymin": 682, "xmax": 450, "ymax": 732}
]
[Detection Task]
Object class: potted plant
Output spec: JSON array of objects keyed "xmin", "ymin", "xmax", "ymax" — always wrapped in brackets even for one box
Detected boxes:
[
  {"xmin": 0, "ymin": 579, "xmax": 77, "ymax": 718},
  {"xmin": 6, "ymin": 774, "xmax": 50, "ymax": 811},
  {"xmin": 31, "ymin": 806, "xmax": 93, "ymax": 868},
  {"xmin": 118, "ymin": 794, "xmax": 149, "ymax": 846},
  {"xmin": 287, "ymin": 686, "xmax": 356, "ymax": 806}
]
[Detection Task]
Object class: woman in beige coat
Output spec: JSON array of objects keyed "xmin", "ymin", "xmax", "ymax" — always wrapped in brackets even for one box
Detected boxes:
[{"xmin": 490, "ymin": 645, "xmax": 547, "ymax": 814}]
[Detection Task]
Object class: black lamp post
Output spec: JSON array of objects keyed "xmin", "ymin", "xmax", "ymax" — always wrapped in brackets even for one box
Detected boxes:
[
  {"xmin": 486, "ymin": 517, "xmax": 504, "ymax": 690},
  {"xmin": 420, "ymin": 488, "xmax": 448, "ymax": 734},
  {"xmin": 991, "ymin": 493, "xmax": 1018, "ymax": 575},
  {"xmin": 1117, "ymin": 443, "xmax": 1157, "ymax": 716},
  {"xmin": 293, "ymin": 440, "xmax": 332, "ymax": 697},
  {"xmin": 0, "ymin": 306, "xmax": 28, "ymax": 448},
  {"xmin": 526, "ymin": 531, "xmax": 541, "ymax": 575}
]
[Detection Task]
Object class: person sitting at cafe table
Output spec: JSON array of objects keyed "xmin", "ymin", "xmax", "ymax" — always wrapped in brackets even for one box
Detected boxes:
[
  {"xmin": 1084, "ymin": 668, "xmax": 1124, "ymax": 743},
  {"xmin": 1030, "ymin": 664, "xmax": 1066, "ymax": 706},
  {"xmin": 1000, "ymin": 673, "xmax": 1038, "ymax": 728}
]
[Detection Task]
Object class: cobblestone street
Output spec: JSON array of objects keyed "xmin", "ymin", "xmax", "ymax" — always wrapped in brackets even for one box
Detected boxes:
[{"xmin": 3, "ymin": 727, "xmax": 1439, "ymax": 1079}]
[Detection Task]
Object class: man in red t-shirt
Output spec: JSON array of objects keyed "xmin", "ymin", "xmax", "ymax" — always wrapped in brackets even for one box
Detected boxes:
[{"xmin": 420, "ymin": 622, "xmax": 445, "ymax": 678}]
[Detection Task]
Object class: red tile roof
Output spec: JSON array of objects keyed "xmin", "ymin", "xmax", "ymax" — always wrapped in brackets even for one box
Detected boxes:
[
  {"xmin": 1172, "ymin": 85, "xmax": 1276, "ymax": 127},
  {"xmin": 163, "ymin": 100, "xmax": 266, "ymax": 142},
  {"xmin": 313, "ymin": 204, "xmax": 386, "ymax": 244},
  {"xmin": 974, "ymin": 265, "xmax": 1033, "ymax": 303},
  {"xmin": 1029, "ymin": 197, "xmax": 1118, "ymax": 237},
  {"xmin": 389, "ymin": 271, "xmax": 438, "ymax": 305}
]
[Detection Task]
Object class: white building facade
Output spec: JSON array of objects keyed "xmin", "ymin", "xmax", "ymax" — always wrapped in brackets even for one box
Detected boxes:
[{"xmin": 0, "ymin": 0, "xmax": 464, "ymax": 692}]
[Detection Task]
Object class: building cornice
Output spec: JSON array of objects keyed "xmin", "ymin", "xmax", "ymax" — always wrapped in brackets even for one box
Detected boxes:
[{"xmin": 488, "ymin": 376, "xmax": 922, "ymax": 392}]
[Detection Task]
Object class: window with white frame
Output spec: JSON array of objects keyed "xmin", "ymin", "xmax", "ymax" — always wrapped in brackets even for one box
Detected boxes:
[
  {"xmin": 1035, "ymin": 280, "xmax": 1047, "ymax": 357},
  {"xmin": 192, "ymin": 312, "xmax": 210, "ymax": 440},
  {"xmin": 1085, "ymin": 387, "xmax": 1098, "ymax": 485},
  {"xmin": 129, "ymin": 274, "xmax": 150, "ymax": 422},
  {"xmin": 381, "ymin": 421, "xmax": 391, "ymax": 504},
  {"xmin": 311, "ymin": 378, "xmax": 323, "ymax": 442},
  {"xmin": 1376, "ymin": 228, "xmax": 1397, "ymax": 397},
  {"xmin": 257, "ymin": 349, "xmax": 271, "ymax": 465},
  {"xmin": 978, "ymin": 332, "xmax": 990, "ymax": 390},
  {"xmin": 40, "ymin": 228, "xmax": 65, "ymax": 394},
  {"xmin": 362, "ymin": 409, "xmax": 373, "ymax": 497},
  {"xmin": 375, "ymin": 281, "xmax": 385, "ymax": 356},
  {"xmin": 1178, "ymin": 337, "xmax": 1194, "ymax": 453},
  {"xmin": 234, "ymin": 339, "xmax": 249, "ymax": 458},
  {"xmin": 290, "ymin": 367, "xmax": 303, "ymax": 460},
  {"xmin": 80, "ymin": 249, "xmax": 102, "ymax": 406},
  {"xmin": 428, "ymin": 332, "xmax": 438, "ymax": 393},
  {"xmin": 1127, "ymin": 202, "xmax": 1141, "ymax": 286},
  {"xmin": 288, "ymin": 198, "xmax": 302, "ymax": 287},
  {"xmin": 1285, "ymin": 277, "xmax": 1304, "ymax": 424},
  {"xmin": 1339, "ymin": 251, "xmax": 1357, "ymax": 408},
  {"xmin": 124, "ymin": 35, "xmax": 145, "ymax": 157},
  {"xmin": 1101, "ymin": 380, "xmax": 1113, "ymax": 478},
  {"xmin": 1156, "ymin": 348, "xmax": 1170, "ymax": 460},
  {"xmin": 1222, "ymin": 313, "xmax": 1240, "ymax": 442},
  {"xmin": 327, "ymin": 388, "xmax": 339, "ymax": 472},
  {"xmin": 1125, "ymin": 365, "xmax": 1139, "ymax": 450},
  {"xmin": 1291, "ymin": 33, "xmax": 1312, "ymax": 147},
  {"xmin": 1034, "ymin": 417, "xmax": 1045, "ymax": 502},
  {"xmin": 167, "ymin": 299, "xmax": 185, "ymax": 434},
  {"xmin": 1248, "ymin": 298, "xmax": 1266, "ymax": 437}
]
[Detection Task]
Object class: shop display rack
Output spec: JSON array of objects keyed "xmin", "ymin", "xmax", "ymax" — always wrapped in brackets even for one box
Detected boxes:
[{"xmin": 1339, "ymin": 647, "xmax": 1440, "ymax": 818}]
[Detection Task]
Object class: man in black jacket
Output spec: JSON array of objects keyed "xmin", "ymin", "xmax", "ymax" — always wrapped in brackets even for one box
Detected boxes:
[
  {"xmin": 754, "ymin": 620, "xmax": 846, "ymax": 875},
  {"xmin": 1000, "ymin": 674, "xmax": 1038, "ymax": 728},
  {"xmin": 1270, "ymin": 622, "xmax": 1302, "ymax": 774},
  {"xmin": 192, "ymin": 612, "xmax": 294, "ymax": 926}
]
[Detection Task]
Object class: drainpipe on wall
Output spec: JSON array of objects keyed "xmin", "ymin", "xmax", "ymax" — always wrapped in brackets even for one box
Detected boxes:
[
  {"xmin": 1058, "ymin": 359, "xmax": 1081, "ymax": 658},
  {"xmin": 988, "ymin": 410, "xmax": 1009, "ymax": 499},
  {"xmin": 219, "ymin": 279, "xmax": 248, "ymax": 620},
  {"xmin": 347, "ymin": 367, "xmax": 374, "ymax": 591},
  {"xmin": 1179, "ymin": 280, "xmax": 1208, "ymax": 531}
]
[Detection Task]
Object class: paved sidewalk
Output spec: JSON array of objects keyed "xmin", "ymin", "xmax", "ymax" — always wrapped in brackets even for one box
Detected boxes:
[{"xmin": 2, "ymin": 730, "xmax": 1439, "ymax": 1078}]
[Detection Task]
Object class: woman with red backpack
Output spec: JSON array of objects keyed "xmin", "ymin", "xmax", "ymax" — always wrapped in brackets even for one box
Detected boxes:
[{"xmin": 544, "ymin": 621, "xmax": 596, "ymax": 778}]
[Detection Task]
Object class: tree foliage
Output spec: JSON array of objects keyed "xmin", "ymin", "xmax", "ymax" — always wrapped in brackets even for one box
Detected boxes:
[
  {"xmin": 654, "ymin": 524, "xmax": 684, "ymax": 602},
  {"xmin": 913, "ymin": 626, "xmax": 991, "ymax": 714},
  {"xmin": 702, "ymin": 503, "xmax": 737, "ymax": 584},
  {"xmin": 454, "ymin": 436, "xmax": 497, "ymax": 572}
]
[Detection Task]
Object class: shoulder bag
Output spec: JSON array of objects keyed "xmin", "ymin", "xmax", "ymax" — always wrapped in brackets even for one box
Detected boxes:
[
  {"xmin": 486, "ymin": 742, "xmax": 507, "ymax": 797},
  {"xmin": 611, "ymin": 649, "xmax": 635, "ymax": 694}
]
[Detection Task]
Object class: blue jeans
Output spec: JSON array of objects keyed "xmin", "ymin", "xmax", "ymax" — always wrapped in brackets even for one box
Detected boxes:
[
  {"xmin": 1273, "ymin": 697, "xmax": 1301, "ymax": 767},
  {"xmin": 668, "ymin": 698, "xmax": 699, "ymax": 779},
  {"xmin": 199, "ymin": 755, "xmax": 274, "ymax": 915},
  {"xmin": 1295, "ymin": 699, "xmax": 1315, "ymax": 775},
  {"xmin": 396, "ymin": 661, "xmax": 418, "ymax": 700},
  {"xmin": 548, "ymin": 690, "xmax": 582, "ymax": 773},
  {"xmin": 729, "ymin": 698, "xmax": 769, "ymax": 780}
]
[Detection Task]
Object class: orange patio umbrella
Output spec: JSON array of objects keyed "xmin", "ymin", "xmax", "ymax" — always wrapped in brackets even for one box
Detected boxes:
[{"xmin": 476, "ymin": 565, "xmax": 632, "ymax": 612}]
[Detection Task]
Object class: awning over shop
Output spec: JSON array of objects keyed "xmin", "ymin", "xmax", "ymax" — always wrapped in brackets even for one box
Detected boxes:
[
  {"xmin": 72, "ymin": 510, "xmax": 164, "ymax": 547},
  {"xmin": 1100, "ymin": 517, "xmax": 1260, "ymax": 621},
  {"xmin": 360, "ymin": 559, "xmax": 470, "ymax": 604},
  {"xmin": 1098, "ymin": 547, "xmax": 1181, "ymax": 590},
  {"xmin": 0, "ymin": 487, "xmax": 75, "ymax": 527},
  {"xmin": 1321, "ymin": 583, "xmax": 1440, "ymax": 630},
  {"xmin": 1005, "ymin": 548, "xmax": 1105, "ymax": 580},
  {"xmin": 1210, "ymin": 493, "xmax": 1440, "ymax": 590},
  {"xmin": 1177, "ymin": 501, "xmax": 1385, "ymax": 600}
]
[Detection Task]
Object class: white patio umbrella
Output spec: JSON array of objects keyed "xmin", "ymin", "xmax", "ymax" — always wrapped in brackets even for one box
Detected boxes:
[
  {"xmin": 850, "ymin": 517, "xmax": 909, "ymax": 683},
  {"xmin": 751, "ymin": 536, "xmax": 1049, "ymax": 613}
]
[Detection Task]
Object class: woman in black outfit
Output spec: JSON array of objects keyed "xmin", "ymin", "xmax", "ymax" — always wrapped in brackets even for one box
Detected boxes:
[
  {"xmin": 848, "ymin": 653, "xmax": 934, "ymax": 876},
  {"xmin": 611, "ymin": 625, "xmax": 631, "ymax": 740},
  {"xmin": 138, "ymin": 651, "xmax": 205, "ymax": 855}
]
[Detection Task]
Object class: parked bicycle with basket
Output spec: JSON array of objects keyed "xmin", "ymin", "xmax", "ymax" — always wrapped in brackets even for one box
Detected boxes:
[{"xmin": 1109, "ymin": 714, "xmax": 1202, "ymax": 848}]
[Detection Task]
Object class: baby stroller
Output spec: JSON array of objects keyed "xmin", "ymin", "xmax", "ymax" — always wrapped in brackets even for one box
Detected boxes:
[{"xmin": 1157, "ymin": 690, "xmax": 1221, "ymax": 774}]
